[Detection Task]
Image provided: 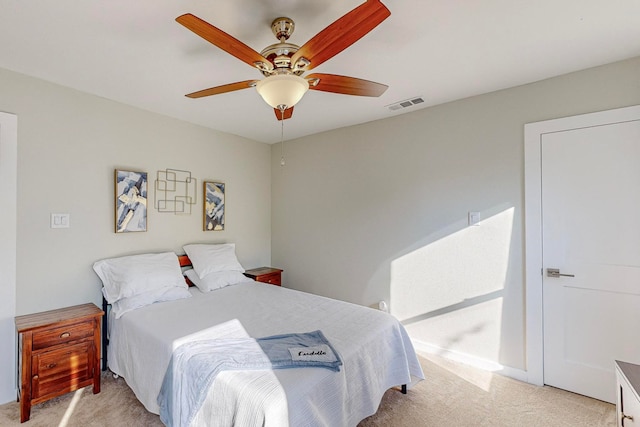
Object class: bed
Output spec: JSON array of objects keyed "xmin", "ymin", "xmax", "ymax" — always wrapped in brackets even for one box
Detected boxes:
[{"xmin": 95, "ymin": 247, "xmax": 424, "ymax": 426}]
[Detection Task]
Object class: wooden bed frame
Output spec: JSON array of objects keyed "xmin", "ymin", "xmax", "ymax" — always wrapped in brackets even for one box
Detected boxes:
[{"xmin": 177, "ymin": 254, "xmax": 192, "ymax": 269}]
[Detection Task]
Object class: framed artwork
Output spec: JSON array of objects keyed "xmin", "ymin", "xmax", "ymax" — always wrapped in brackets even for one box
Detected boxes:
[
  {"xmin": 204, "ymin": 181, "xmax": 225, "ymax": 231},
  {"xmin": 115, "ymin": 169, "xmax": 148, "ymax": 233}
]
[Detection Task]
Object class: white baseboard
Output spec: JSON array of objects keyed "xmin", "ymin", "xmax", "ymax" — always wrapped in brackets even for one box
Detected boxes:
[{"xmin": 412, "ymin": 339, "xmax": 529, "ymax": 383}]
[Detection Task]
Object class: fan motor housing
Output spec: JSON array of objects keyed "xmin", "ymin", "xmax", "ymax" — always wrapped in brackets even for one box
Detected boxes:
[
  {"xmin": 260, "ymin": 17, "xmax": 303, "ymax": 76},
  {"xmin": 260, "ymin": 42, "xmax": 303, "ymax": 75}
]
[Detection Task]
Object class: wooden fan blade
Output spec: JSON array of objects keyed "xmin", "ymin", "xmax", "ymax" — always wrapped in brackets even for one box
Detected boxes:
[
  {"xmin": 307, "ymin": 73, "xmax": 388, "ymax": 97},
  {"xmin": 274, "ymin": 107, "xmax": 294, "ymax": 120},
  {"xmin": 290, "ymin": 0, "xmax": 390, "ymax": 71},
  {"xmin": 186, "ymin": 80, "xmax": 257, "ymax": 98},
  {"xmin": 176, "ymin": 14, "xmax": 272, "ymax": 71}
]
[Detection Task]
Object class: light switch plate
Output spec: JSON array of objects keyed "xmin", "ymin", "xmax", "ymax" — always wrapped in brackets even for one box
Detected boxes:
[{"xmin": 51, "ymin": 213, "xmax": 70, "ymax": 228}]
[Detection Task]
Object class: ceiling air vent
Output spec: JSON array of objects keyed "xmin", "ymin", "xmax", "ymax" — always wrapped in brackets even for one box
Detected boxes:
[{"xmin": 386, "ymin": 97, "xmax": 424, "ymax": 111}]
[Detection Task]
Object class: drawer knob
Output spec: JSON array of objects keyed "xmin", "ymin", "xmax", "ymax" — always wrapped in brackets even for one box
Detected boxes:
[
  {"xmin": 47, "ymin": 363, "xmax": 57, "ymax": 369},
  {"xmin": 59, "ymin": 332, "xmax": 71, "ymax": 338}
]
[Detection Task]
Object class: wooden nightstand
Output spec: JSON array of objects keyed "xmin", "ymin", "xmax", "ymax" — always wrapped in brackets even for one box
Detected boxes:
[
  {"xmin": 244, "ymin": 267, "xmax": 283, "ymax": 286},
  {"xmin": 15, "ymin": 303, "xmax": 103, "ymax": 423}
]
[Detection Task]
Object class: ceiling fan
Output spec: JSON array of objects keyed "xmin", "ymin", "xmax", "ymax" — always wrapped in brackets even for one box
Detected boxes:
[{"xmin": 176, "ymin": 0, "xmax": 391, "ymax": 121}]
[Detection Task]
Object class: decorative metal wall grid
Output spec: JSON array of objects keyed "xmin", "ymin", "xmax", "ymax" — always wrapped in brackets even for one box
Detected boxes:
[{"xmin": 154, "ymin": 168, "xmax": 197, "ymax": 214}]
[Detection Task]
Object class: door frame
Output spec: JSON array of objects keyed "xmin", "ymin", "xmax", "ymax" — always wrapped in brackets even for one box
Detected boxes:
[
  {"xmin": 0, "ymin": 111, "xmax": 17, "ymax": 403},
  {"xmin": 524, "ymin": 104, "xmax": 640, "ymax": 386}
]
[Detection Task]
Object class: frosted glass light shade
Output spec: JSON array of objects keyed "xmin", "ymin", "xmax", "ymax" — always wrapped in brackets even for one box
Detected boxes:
[{"xmin": 256, "ymin": 74, "xmax": 309, "ymax": 109}]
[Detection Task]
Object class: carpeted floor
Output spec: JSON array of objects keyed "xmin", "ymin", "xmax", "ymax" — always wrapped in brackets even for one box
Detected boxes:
[{"xmin": 0, "ymin": 352, "xmax": 615, "ymax": 426}]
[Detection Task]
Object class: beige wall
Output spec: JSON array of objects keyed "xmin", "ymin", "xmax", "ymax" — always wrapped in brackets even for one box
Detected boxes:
[
  {"xmin": 0, "ymin": 67, "xmax": 272, "ymax": 316},
  {"xmin": 271, "ymin": 56, "xmax": 640, "ymax": 372}
]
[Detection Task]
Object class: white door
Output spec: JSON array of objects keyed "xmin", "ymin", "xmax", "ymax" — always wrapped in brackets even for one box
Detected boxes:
[{"xmin": 541, "ymin": 119, "xmax": 640, "ymax": 403}]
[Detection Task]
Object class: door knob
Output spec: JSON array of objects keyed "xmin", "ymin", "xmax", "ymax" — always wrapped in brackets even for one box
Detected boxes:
[{"xmin": 546, "ymin": 268, "xmax": 575, "ymax": 278}]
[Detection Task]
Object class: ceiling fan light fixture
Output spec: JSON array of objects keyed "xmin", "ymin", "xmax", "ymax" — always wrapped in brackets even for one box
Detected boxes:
[{"xmin": 256, "ymin": 74, "xmax": 309, "ymax": 109}]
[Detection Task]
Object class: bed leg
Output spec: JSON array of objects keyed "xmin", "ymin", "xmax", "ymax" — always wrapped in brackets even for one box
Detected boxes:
[
  {"xmin": 102, "ymin": 297, "xmax": 109, "ymax": 371},
  {"xmin": 401, "ymin": 384, "xmax": 407, "ymax": 394}
]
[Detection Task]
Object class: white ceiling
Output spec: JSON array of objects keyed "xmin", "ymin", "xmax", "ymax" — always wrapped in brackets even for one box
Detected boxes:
[{"xmin": 2, "ymin": 1, "xmax": 640, "ymax": 144}]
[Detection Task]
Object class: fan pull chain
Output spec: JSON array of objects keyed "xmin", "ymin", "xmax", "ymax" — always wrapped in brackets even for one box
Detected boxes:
[{"xmin": 280, "ymin": 108, "xmax": 286, "ymax": 166}]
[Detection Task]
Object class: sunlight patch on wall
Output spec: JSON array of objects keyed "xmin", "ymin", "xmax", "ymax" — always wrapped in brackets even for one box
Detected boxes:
[
  {"xmin": 390, "ymin": 207, "xmax": 514, "ymax": 362},
  {"xmin": 410, "ymin": 298, "xmax": 504, "ymax": 363}
]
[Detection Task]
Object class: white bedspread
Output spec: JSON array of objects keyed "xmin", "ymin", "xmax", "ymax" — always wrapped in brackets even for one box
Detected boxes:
[{"xmin": 108, "ymin": 282, "xmax": 424, "ymax": 426}]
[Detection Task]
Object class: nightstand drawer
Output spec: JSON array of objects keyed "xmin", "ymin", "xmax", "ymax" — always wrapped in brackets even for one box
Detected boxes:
[
  {"xmin": 32, "ymin": 341, "xmax": 93, "ymax": 399},
  {"xmin": 258, "ymin": 272, "xmax": 281, "ymax": 286},
  {"xmin": 32, "ymin": 321, "xmax": 94, "ymax": 350}
]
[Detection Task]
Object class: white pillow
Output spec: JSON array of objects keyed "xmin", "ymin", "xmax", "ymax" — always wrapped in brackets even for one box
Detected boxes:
[
  {"xmin": 184, "ymin": 269, "xmax": 252, "ymax": 292},
  {"xmin": 93, "ymin": 252, "xmax": 186, "ymax": 304},
  {"xmin": 183, "ymin": 243, "xmax": 244, "ymax": 279},
  {"xmin": 110, "ymin": 286, "xmax": 192, "ymax": 318}
]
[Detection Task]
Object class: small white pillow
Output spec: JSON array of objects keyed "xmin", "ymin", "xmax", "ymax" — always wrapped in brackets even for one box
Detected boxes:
[
  {"xmin": 183, "ymin": 243, "xmax": 244, "ymax": 279},
  {"xmin": 184, "ymin": 269, "xmax": 252, "ymax": 292},
  {"xmin": 93, "ymin": 252, "xmax": 186, "ymax": 304},
  {"xmin": 110, "ymin": 286, "xmax": 192, "ymax": 318}
]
